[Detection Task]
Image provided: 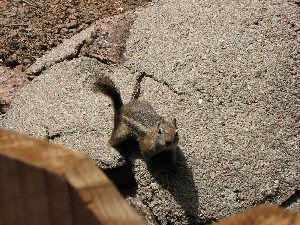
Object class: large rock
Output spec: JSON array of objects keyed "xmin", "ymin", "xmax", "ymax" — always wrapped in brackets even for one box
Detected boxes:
[
  {"xmin": 123, "ymin": 0, "xmax": 300, "ymax": 224},
  {"xmin": 2, "ymin": 57, "xmax": 137, "ymax": 169},
  {"xmin": 0, "ymin": 66, "xmax": 29, "ymax": 113}
]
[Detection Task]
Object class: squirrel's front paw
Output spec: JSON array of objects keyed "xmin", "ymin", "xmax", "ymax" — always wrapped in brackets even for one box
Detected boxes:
[{"xmin": 107, "ymin": 145, "xmax": 127, "ymax": 166}]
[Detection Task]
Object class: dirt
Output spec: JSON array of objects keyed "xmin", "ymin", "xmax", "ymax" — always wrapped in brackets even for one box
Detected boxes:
[{"xmin": 0, "ymin": 0, "xmax": 150, "ymax": 71}]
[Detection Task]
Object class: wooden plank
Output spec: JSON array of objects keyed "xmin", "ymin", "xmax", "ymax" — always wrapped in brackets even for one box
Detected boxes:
[
  {"xmin": 214, "ymin": 205, "xmax": 300, "ymax": 225},
  {"xmin": 0, "ymin": 129, "xmax": 144, "ymax": 225},
  {"xmin": 2, "ymin": 129, "xmax": 299, "ymax": 225},
  {"xmin": 0, "ymin": 157, "xmax": 25, "ymax": 225}
]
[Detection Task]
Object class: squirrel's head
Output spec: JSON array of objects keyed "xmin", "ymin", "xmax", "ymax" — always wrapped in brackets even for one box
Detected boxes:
[{"xmin": 155, "ymin": 117, "xmax": 179, "ymax": 151}]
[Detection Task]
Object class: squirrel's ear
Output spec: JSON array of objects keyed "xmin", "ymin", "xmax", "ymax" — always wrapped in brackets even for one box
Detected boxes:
[{"xmin": 172, "ymin": 118, "xmax": 177, "ymax": 128}]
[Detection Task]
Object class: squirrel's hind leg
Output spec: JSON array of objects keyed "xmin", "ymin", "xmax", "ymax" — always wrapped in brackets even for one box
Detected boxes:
[{"xmin": 108, "ymin": 123, "xmax": 130, "ymax": 147}]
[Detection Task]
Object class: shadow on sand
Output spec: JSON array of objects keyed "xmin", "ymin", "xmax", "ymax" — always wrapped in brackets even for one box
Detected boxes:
[
  {"xmin": 112, "ymin": 139, "xmax": 201, "ymax": 224},
  {"xmin": 147, "ymin": 148, "xmax": 200, "ymax": 224}
]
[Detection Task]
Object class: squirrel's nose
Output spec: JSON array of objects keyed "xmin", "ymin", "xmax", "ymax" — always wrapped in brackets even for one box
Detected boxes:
[{"xmin": 165, "ymin": 141, "xmax": 172, "ymax": 146}]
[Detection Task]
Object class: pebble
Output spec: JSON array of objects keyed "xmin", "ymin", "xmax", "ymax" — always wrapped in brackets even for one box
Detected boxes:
[
  {"xmin": 60, "ymin": 28, "xmax": 68, "ymax": 34},
  {"xmin": 150, "ymin": 182, "xmax": 158, "ymax": 190},
  {"xmin": 66, "ymin": 22, "xmax": 79, "ymax": 29},
  {"xmin": 6, "ymin": 54, "xmax": 19, "ymax": 67}
]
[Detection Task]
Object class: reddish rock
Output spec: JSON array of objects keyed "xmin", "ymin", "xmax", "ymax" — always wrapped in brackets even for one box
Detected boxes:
[
  {"xmin": 80, "ymin": 11, "xmax": 137, "ymax": 64},
  {"xmin": 0, "ymin": 67, "xmax": 28, "ymax": 113}
]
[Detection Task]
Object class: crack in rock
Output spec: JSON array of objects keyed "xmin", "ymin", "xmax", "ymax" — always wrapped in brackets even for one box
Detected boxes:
[
  {"xmin": 128, "ymin": 70, "xmax": 184, "ymax": 99},
  {"xmin": 131, "ymin": 72, "xmax": 145, "ymax": 101},
  {"xmin": 45, "ymin": 132, "xmax": 61, "ymax": 141},
  {"xmin": 44, "ymin": 126, "xmax": 61, "ymax": 141},
  {"xmin": 86, "ymin": 53, "xmax": 115, "ymax": 65},
  {"xmin": 26, "ymin": 25, "xmax": 96, "ymax": 76},
  {"xmin": 142, "ymin": 72, "xmax": 183, "ymax": 96},
  {"xmin": 281, "ymin": 190, "xmax": 300, "ymax": 208},
  {"xmin": 44, "ymin": 126, "xmax": 78, "ymax": 141}
]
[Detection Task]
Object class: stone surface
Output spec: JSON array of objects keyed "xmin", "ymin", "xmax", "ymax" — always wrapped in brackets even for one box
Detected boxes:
[
  {"xmin": 26, "ymin": 26, "xmax": 96, "ymax": 75},
  {"xmin": 2, "ymin": 57, "xmax": 137, "ymax": 169},
  {"xmin": 122, "ymin": 0, "xmax": 300, "ymax": 224},
  {"xmin": 0, "ymin": 66, "xmax": 29, "ymax": 113}
]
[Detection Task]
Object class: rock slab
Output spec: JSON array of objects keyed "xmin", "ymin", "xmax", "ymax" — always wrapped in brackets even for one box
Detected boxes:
[
  {"xmin": 123, "ymin": 0, "xmax": 300, "ymax": 224},
  {"xmin": 2, "ymin": 57, "xmax": 138, "ymax": 169}
]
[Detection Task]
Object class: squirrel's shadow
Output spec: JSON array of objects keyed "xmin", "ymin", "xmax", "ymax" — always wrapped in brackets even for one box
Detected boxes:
[
  {"xmin": 120, "ymin": 139, "xmax": 200, "ymax": 224},
  {"xmin": 148, "ymin": 149, "xmax": 200, "ymax": 224}
]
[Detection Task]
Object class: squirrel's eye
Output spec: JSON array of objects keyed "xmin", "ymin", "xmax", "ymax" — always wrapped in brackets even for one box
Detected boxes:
[{"xmin": 158, "ymin": 128, "xmax": 162, "ymax": 135}]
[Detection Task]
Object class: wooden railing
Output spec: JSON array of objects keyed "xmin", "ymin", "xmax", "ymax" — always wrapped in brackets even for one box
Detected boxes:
[
  {"xmin": 0, "ymin": 129, "xmax": 299, "ymax": 225},
  {"xmin": 0, "ymin": 129, "xmax": 144, "ymax": 225}
]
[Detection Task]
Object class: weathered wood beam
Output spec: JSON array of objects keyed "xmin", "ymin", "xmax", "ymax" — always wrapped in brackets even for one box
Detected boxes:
[
  {"xmin": 214, "ymin": 204, "xmax": 300, "ymax": 225},
  {"xmin": 0, "ymin": 129, "xmax": 144, "ymax": 225}
]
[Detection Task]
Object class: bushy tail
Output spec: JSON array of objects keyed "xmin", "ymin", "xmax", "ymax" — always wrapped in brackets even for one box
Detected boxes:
[{"xmin": 93, "ymin": 76, "xmax": 123, "ymax": 129}]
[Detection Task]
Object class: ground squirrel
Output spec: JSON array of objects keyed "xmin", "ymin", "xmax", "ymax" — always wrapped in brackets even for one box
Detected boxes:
[{"xmin": 94, "ymin": 75, "xmax": 179, "ymax": 164}]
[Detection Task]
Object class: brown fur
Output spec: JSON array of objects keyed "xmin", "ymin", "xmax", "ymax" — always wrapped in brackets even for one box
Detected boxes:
[{"xmin": 95, "ymin": 75, "xmax": 179, "ymax": 164}]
